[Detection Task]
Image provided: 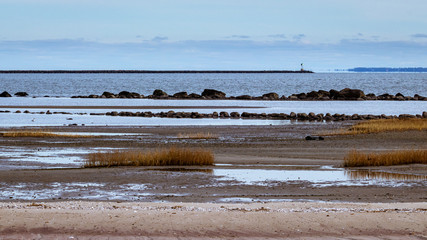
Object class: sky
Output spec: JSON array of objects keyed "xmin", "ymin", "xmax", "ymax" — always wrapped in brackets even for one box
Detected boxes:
[{"xmin": 1, "ymin": 0, "xmax": 427, "ymax": 71}]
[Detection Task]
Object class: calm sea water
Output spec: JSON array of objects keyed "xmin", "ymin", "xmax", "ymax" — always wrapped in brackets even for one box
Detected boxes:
[{"xmin": 0, "ymin": 72, "xmax": 426, "ymax": 97}]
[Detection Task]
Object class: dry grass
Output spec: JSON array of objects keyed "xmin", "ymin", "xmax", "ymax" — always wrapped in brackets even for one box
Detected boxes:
[
  {"xmin": 333, "ymin": 118, "xmax": 427, "ymax": 135},
  {"xmin": 344, "ymin": 149, "xmax": 427, "ymax": 167},
  {"xmin": 177, "ymin": 132, "xmax": 218, "ymax": 139},
  {"xmin": 84, "ymin": 147, "xmax": 214, "ymax": 168},
  {"xmin": 0, "ymin": 130, "xmax": 93, "ymax": 138}
]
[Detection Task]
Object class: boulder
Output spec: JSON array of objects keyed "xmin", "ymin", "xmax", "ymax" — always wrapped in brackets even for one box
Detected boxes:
[
  {"xmin": 338, "ymin": 88, "xmax": 365, "ymax": 100},
  {"xmin": 305, "ymin": 136, "xmax": 324, "ymax": 141},
  {"xmin": 423, "ymin": 112, "xmax": 427, "ymax": 118},
  {"xmin": 173, "ymin": 92, "xmax": 188, "ymax": 98},
  {"xmin": 378, "ymin": 93, "xmax": 393, "ymax": 100},
  {"xmin": 101, "ymin": 92, "xmax": 115, "ymax": 98},
  {"xmin": 236, "ymin": 95, "xmax": 252, "ymax": 100},
  {"xmin": 219, "ymin": 111, "xmax": 229, "ymax": 118},
  {"xmin": 0, "ymin": 91, "xmax": 12, "ymax": 97},
  {"xmin": 288, "ymin": 95, "xmax": 299, "ymax": 100},
  {"xmin": 188, "ymin": 93, "xmax": 201, "ymax": 99},
  {"xmin": 118, "ymin": 91, "xmax": 132, "ymax": 98},
  {"xmin": 152, "ymin": 89, "xmax": 168, "ymax": 98},
  {"xmin": 14, "ymin": 92, "xmax": 28, "ymax": 97},
  {"xmin": 306, "ymin": 91, "xmax": 320, "ymax": 99},
  {"xmin": 201, "ymin": 89, "xmax": 226, "ymax": 99},
  {"xmin": 230, "ymin": 112, "xmax": 240, "ymax": 118},
  {"xmin": 296, "ymin": 93, "xmax": 307, "ymax": 100},
  {"xmin": 262, "ymin": 92, "xmax": 279, "ymax": 100},
  {"xmin": 329, "ymin": 89, "xmax": 342, "ymax": 100},
  {"xmin": 317, "ymin": 90, "xmax": 330, "ymax": 98}
]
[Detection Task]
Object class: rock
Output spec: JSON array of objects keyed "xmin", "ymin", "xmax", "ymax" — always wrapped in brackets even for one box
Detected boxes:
[
  {"xmin": 201, "ymin": 89, "xmax": 226, "ymax": 99},
  {"xmin": 296, "ymin": 93, "xmax": 307, "ymax": 100},
  {"xmin": 289, "ymin": 112, "xmax": 297, "ymax": 119},
  {"xmin": 152, "ymin": 89, "xmax": 168, "ymax": 98},
  {"xmin": 306, "ymin": 91, "xmax": 320, "ymax": 99},
  {"xmin": 188, "ymin": 93, "xmax": 201, "ymax": 98},
  {"xmin": 173, "ymin": 92, "xmax": 188, "ymax": 98},
  {"xmin": 230, "ymin": 112, "xmax": 240, "ymax": 118},
  {"xmin": 423, "ymin": 112, "xmax": 427, "ymax": 118},
  {"xmin": 102, "ymin": 91, "xmax": 115, "ymax": 98},
  {"xmin": 288, "ymin": 95, "xmax": 299, "ymax": 100},
  {"xmin": 219, "ymin": 111, "xmax": 229, "ymax": 118},
  {"xmin": 305, "ymin": 136, "xmax": 325, "ymax": 141},
  {"xmin": 378, "ymin": 93, "xmax": 393, "ymax": 100},
  {"xmin": 236, "ymin": 95, "xmax": 252, "ymax": 100},
  {"xmin": 0, "ymin": 91, "xmax": 12, "ymax": 97},
  {"xmin": 338, "ymin": 88, "xmax": 365, "ymax": 100},
  {"xmin": 14, "ymin": 92, "xmax": 28, "ymax": 97},
  {"xmin": 241, "ymin": 112, "xmax": 250, "ymax": 118},
  {"xmin": 329, "ymin": 89, "xmax": 342, "ymax": 100},
  {"xmin": 365, "ymin": 93, "xmax": 377, "ymax": 100},
  {"xmin": 262, "ymin": 92, "xmax": 279, "ymax": 100},
  {"xmin": 317, "ymin": 90, "xmax": 330, "ymax": 98},
  {"xmin": 297, "ymin": 113, "xmax": 309, "ymax": 120}
]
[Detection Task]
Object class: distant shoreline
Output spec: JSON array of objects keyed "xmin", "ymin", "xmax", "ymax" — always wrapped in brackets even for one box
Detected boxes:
[{"xmin": 0, "ymin": 70, "xmax": 313, "ymax": 74}]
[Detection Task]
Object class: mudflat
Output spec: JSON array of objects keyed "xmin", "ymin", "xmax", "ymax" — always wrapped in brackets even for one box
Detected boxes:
[{"xmin": 0, "ymin": 122, "xmax": 426, "ymax": 238}]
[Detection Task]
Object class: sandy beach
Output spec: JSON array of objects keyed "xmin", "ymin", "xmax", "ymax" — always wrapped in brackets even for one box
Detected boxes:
[
  {"xmin": 1, "ymin": 201, "xmax": 426, "ymax": 239},
  {"xmin": 1, "ymin": 123, "xmax": 426, "ymax": 239}
]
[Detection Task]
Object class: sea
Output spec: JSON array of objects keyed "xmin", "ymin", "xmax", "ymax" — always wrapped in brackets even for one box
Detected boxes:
[
  {"xmin": 0, "ymin": 72, "xmax": 426, "ymax": 97},
  {"xmin": 0, "ymin": 72, "xmax": 426, "ymax": 127}
]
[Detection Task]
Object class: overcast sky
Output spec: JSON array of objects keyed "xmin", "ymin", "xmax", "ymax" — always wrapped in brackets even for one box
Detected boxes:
[{"xmin": 1, "ymin": 0, "xmax": 426, "ymax": 71}]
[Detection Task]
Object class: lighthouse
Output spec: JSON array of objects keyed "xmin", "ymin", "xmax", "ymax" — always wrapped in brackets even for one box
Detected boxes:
[{"xmin": 300, "ymin": 63, "xmax": 304, "ymax": 71}]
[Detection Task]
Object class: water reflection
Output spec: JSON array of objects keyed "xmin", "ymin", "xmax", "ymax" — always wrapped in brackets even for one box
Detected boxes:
[{"xmin": 346, "ymin": 170, "xmax": 427, "ymax": 181}]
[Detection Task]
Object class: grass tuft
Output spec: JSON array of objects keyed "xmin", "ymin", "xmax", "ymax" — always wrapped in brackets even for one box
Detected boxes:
[
  {"xmin": 344, "ymin": 149, "xmax": 427, "ymax": 167},
  {"xmin": 334, "ymin": 118, "xmax": 427, "ymax": 135},
  {"xmin": 84, "ymin": 147, "xmax": 214, "ymax": 168},
  {"xmin": 177, "ymin": 132, "xmax": 218, "ymax": 139},
  {"xmin": 0, "ymin": 130, "xmax": 93, "ymax": 138}
]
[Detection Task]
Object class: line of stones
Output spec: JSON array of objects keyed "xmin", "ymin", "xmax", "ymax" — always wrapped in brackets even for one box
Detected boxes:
[{"xmin": 3, "ymin": 109, "xmax": 425, "ymax": 121}]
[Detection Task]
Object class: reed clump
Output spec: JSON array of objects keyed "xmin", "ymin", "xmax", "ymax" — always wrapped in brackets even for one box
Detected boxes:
[
  {"xmin": 84, "ymin": 147, "xmax": 214, "ymax": 168},
  {"xmin": 177, "ymin": 132, "xmax": 218, "ymax": 139},
  {"xmin": 0, "ymin": 130, "xmax": 93, "ymax": 138},
  {"xmin": 344, "ymin": 149, "xmax": 427, "ymax": 167},
  {"xmin": 335, "ymin": 118, "xmax": 427, "ymax": 135}
]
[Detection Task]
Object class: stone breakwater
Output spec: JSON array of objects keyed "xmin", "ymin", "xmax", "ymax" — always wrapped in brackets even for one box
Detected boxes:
[
  {"xmin": 75, "ymin": 88, "xmax": 427, "ymax": 100},
  {"xmin": 1, "ymin": 88, "xmax": 426, "ymax": 100},
  {"xmin": 2, "ymin": 109, "xmax": 426, "ymax": 122}
]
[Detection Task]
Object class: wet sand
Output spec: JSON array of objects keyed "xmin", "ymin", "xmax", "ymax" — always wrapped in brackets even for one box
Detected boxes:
[{"xmin": 0, "ymin": 123, "xmax": 426, "ymax": 238}]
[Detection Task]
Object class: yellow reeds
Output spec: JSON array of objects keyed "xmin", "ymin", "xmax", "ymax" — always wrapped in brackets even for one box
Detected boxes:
[
  {"xmin": 83, "ymin": 147, "xmax": 214, "ymax": 168},
  {"xmin": 177, "ymin": 132, "xmax": 218, "ymax": 139},
  {"xmin": 344, "ymin": 149, "xmax": 427, "ymax": 167},
  {"xmin": 331, "ymin": 118, "xmax": 427, "ymax": 135},
  {"xmin": 0, "ymin": 130, "xmax": 93, "ymax": 138}
]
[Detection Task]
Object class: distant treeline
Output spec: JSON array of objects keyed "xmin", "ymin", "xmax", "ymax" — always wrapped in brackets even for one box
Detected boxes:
[
  {"xmin": 348, "ymin": 67, "xmax": 427, "ymax": 72},
  {"xmin": 0, "ymin": 70, "xmax": 313, "ymax": 74}
]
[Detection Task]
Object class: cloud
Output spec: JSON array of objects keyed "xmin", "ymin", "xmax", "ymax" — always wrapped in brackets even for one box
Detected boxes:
[
  {"xmin": 293, "ymin": 34, "xmax": 306, "ymax": 41},
  {"xmin": 411, "ymin": 34, "xmax": 427, "ymax": 38},
  {"xmin": 1, "ymin": 38, "xmax": 427, "ymax": 70},
  {"xmin": 268, "ymin": 34, "xmax": 286, "ymax": 39},
  {"xmin": 228, "ymin": 35, "xmax": 251, "ymax": 39},
  {"xmin": 151, "ymin": 36, "xmax": 168, "ymax": 42}
]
